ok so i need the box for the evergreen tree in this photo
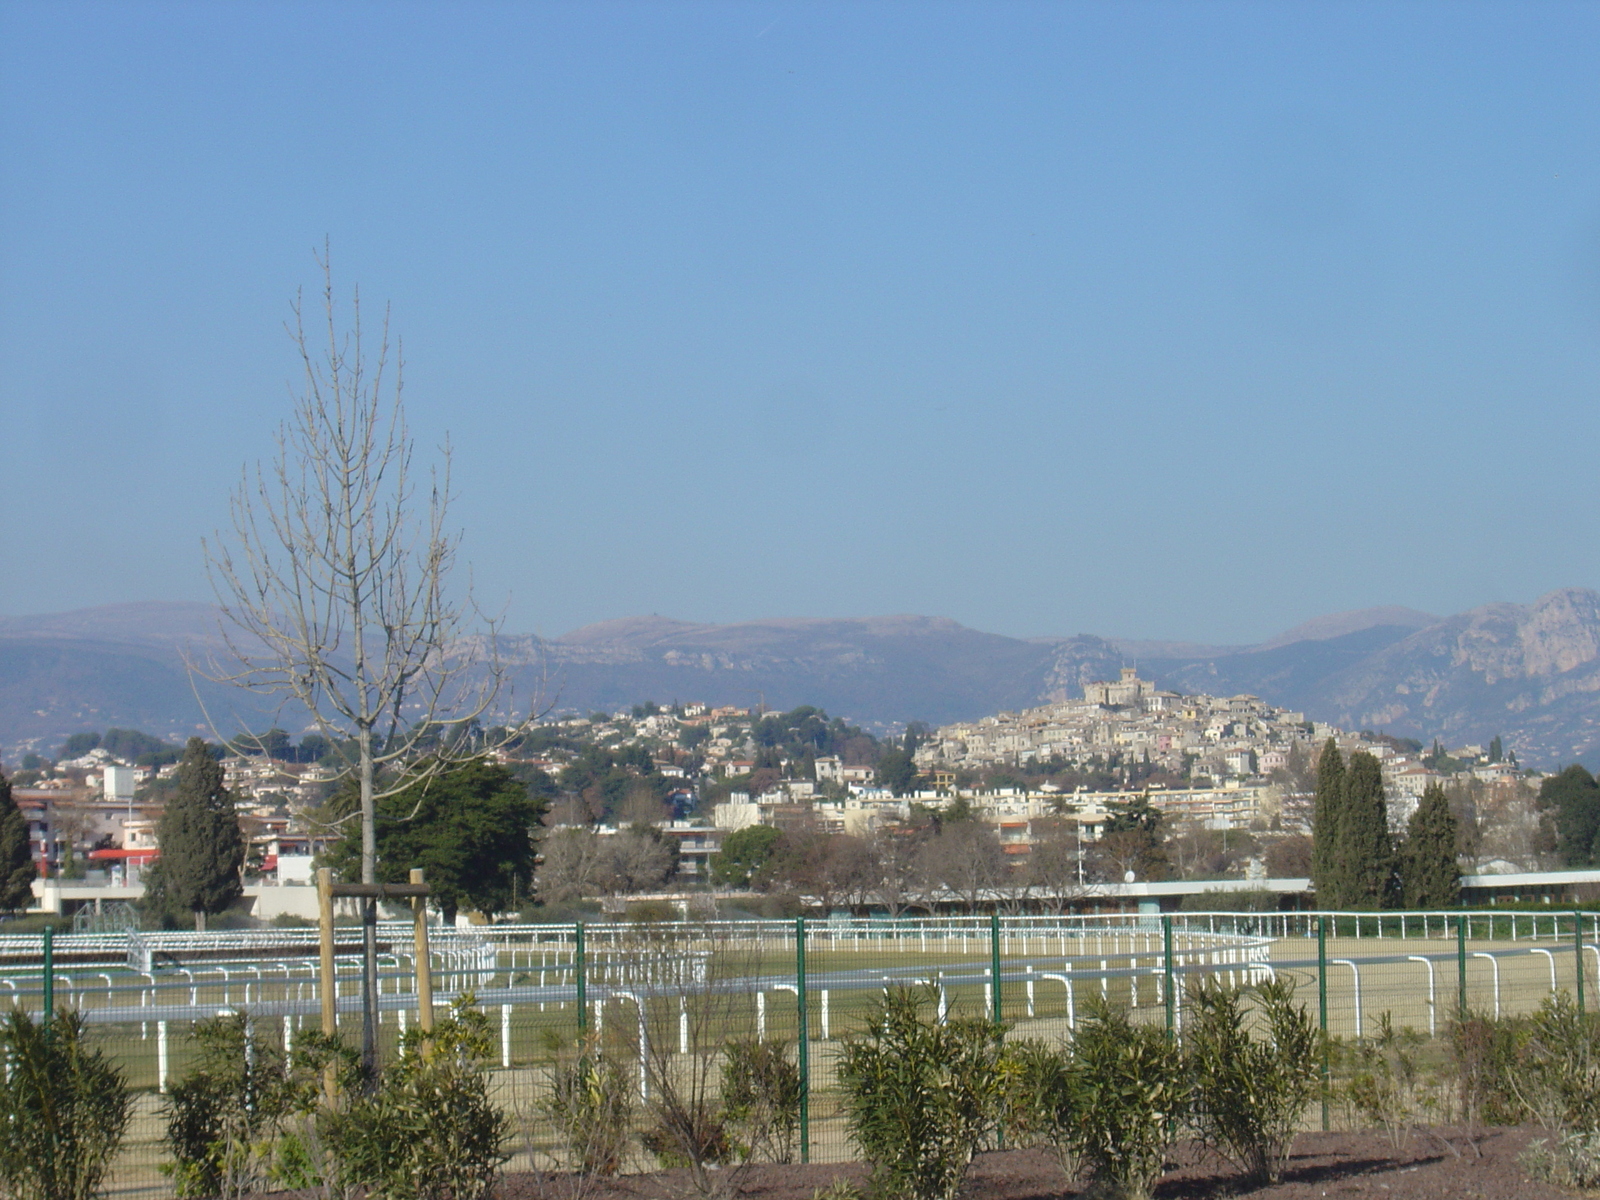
[1339,750,1396,909]
[325,759,544,924]
[1537,764,1600,867]
[1487,735,1503,765]
[145,739,244,930]
[0,770,37,913]
[1310,739,1345,905]
[1399,782,1460,908]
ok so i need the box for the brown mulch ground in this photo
[497,1127,1587,1200]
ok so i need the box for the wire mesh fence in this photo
[4,909,1599,1196]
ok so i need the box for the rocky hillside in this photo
[501,614,1063,728]
[7,591,1600,768]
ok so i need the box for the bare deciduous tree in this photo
[867,824,928,917]
[202,254,523,1069]
[537,827,606,904]
[914,820,1008,913]
[1022,816,1088,914]
[603,827,677,896]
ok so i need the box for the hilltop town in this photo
[4,664,1555,924]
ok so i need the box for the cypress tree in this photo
[1399,782,1460,909]
[1310,739,1345,906]
[146,739,245,930]
[1340,750,1396,909]
[0,769,37,913]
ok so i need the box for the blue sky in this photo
[2,1,1597,644]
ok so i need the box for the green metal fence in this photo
[4,909,1599,1195]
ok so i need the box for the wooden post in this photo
[317,867,338,1105]
[313,873,431,1094]
[318,868,337,1035]
[410,868,434,1034]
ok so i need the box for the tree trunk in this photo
[359,724,379,1076]
[195,909,206,932]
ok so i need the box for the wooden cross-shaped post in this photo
[316,868,435,1097]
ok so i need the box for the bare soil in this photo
[498,1126,1586,1200]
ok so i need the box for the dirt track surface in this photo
[498,1127,1584,1200]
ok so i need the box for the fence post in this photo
[1317,914,1328,1132]
[990,911,1005,1151]
[575,922,587,1034]
[796,916,810,1164]
[409,868,434,1036]
[1456,914,1468,1017]
[1162,915,1174,1034]
[989,912,1003,1024]
[1576,911,1586,1019]
[40,928,53,1017]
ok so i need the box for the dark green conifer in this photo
[1310,739,1345,905]
[1399,782,1460,909]
[145,739,245,930]
[0,770,37,912]
[1340,750,1396,909]
[1537,764,1600,867]
[325,759,543,924]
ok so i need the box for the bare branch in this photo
[194,248,542,1071]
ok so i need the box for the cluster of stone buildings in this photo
[913,668,1535,835]
[918,668,1309,782]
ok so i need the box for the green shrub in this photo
[164,1015,270,1199]
[322,998,511,1200]
[0,1007,132,1200]
[1065,999,1186,1200]
[1522,1130,1600,1190]
[721,1038,802,1164]
[544,1034,634,1176]
[1445,1009,1526,1129]
[639,1107,734,1171]
[1185,978,1320,1185]
[163,1013,353,1198]
[1508,991,1600,1188]
[1515,991,1600,1135]
[625,900,678,924]
[836,986,1007,1200]
[1336,1013,1435,1148]
[996,1039,1080,1180]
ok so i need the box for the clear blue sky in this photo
[2,1,1597,644]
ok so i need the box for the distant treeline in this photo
[52,726,338,767]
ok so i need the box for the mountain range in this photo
[6,590,1600,769]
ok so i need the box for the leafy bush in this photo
[1522,1130,1600,1190]
[1065,999,1186,1200]
[544,1035,634,1176]
[1185,978,1320,1185]
[163,1013,353,1198]
[1336,1013,1435,1148]
[0,1007,132,1200]
[995,1040,1080,1179]
[836,986,1007,1200]
[720,1038,802,1164]
[1513,991,1600,1135]
[1508,992,1600,1188]
[165,1015,275,1198]
[1445,1009,1526,1129]
[322,998,511,1200]
[640,1107,734,1171]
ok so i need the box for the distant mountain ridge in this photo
[6,591,1600,768]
